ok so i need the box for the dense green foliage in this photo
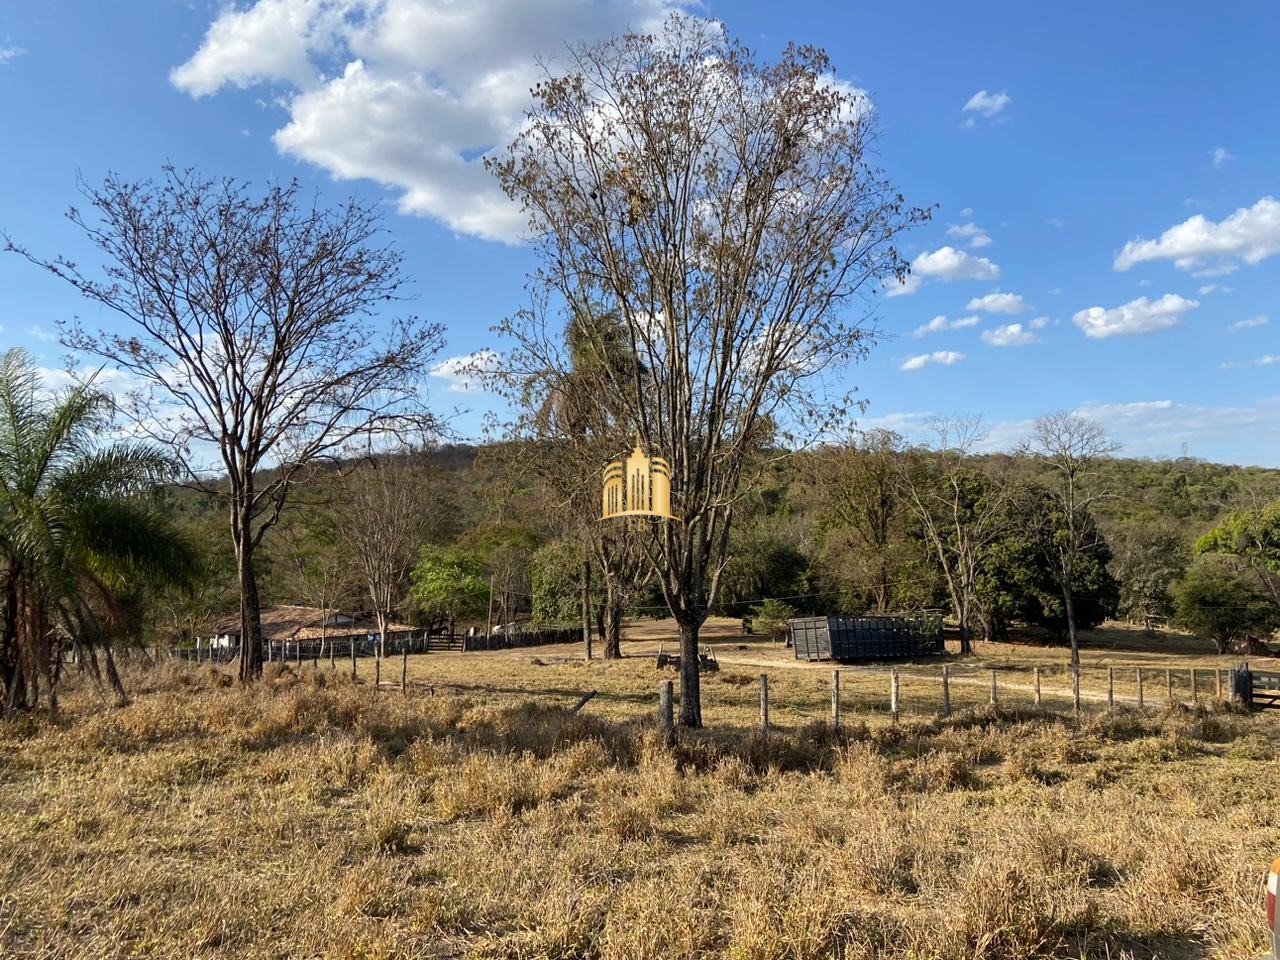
[0,349,198,711]
[49,431,1280,667]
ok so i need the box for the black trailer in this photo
[789,614,944,662]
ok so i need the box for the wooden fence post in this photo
[1073,666,1081,715]
[941,665,951,718]
[1136,667,1144,709]
[989,668,998,706]
[658,680,674,743]
[295,641,301,667]
[401,644,408,695]
[759,674,769,733]
[350,638,357,681]
[374,648,381,692]
[831,670,841,729]
[890,669,900,722]
[1216,668,1223,701]
[1191,667,1198,702]
[1166,668,1173,707]
[1107,667,1114,710]
[1034,666,1042,708]
[329,641,335,671]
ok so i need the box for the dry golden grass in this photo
[1,642,1279,959]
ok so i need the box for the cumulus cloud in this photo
[946,221,991,248]
[430,349,502,392]
[884,246,999,297]
[981,323,1037,347]
[913,245,1000,281]
[1071,294,1198,339]
[966,291,1028,314]
[0,44,24,66]
[962,89,1010,126]
[1114,197,1280,274]
[900,351,964,371]
[1210,146,1235,169]
[911,314,980,337]
[172,0,688,242]
[1228,315,1267,332]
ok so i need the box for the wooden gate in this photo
[1249,669,1280,710]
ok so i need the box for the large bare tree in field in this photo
[7,167,445,681]
[1024,412,1118,665]
[491,16,928,726]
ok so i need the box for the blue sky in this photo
[1,1,1277,464]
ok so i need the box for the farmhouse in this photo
[200,605,413,648]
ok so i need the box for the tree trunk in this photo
[604,601,623,660]
[0,572,22,714]
[235,511,264,683]
[677,617,702,728]
[580,559,593,661]
[1063,583,1079,666]
[103,645,130,707]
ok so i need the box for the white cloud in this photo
[1071,293,1198,339]
[912,315,949,337]
[1114,197,1280,273]
[913,245,999,281]
[911,314,980,337]
[1210,146,1235,169]
[1221,355,1279,369]
[0,44,24,66]
[884,274,923,298]
[900,351,964,371]
[959,207,973,218]
[884,246,999,297]
[172,0,688,242]
[962,89,1010,122]
[966,291,1028,314]
[1046,217,1065,229]
[25,325,55,343]
[946,222,991,248]
[981,323,1037,347]
[429,348,502,392]
[1228,315,1267,332]
[1028,316,1049,329]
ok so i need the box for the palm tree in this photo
[0,348,197,714]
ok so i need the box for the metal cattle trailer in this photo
[789,615,945,662]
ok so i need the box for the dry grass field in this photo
[2,621,1279,959]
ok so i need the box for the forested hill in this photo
[154,440,1280,653]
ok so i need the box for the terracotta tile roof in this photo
[204,605,414,642]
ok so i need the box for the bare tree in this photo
[337,457,429,662]
[1024,412,1118,665]
[7,167,445,681]
[896,417,1009,655]
[491,17,927,725]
